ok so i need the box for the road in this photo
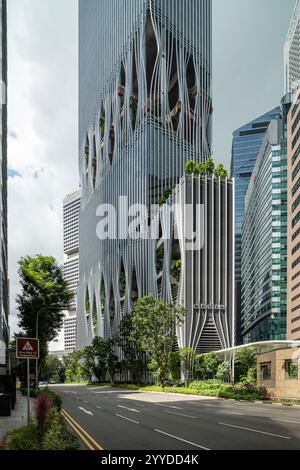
[51,384,300,450]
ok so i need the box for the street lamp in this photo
[35,304,63,390]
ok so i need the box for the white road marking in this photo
[78,407,94,416]
[187,402,218,408]
[93,391,121,394]
[271,418,300,425]
[96,406,103,410]
[155,403,184,410]
[164,410,197,419]
[117,405,141,413]
[83,401,88,403]
[219,422,291,440]
[116,414,140,424]
[217,411,245,416]
[154,429,210,450]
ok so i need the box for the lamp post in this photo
[35,305,63,390]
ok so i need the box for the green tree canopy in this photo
[204,157,215,176]
[80,337,120,384]
[130,296,185,387]
[16,255,72,362]
[64,350,90,383]
[116,315,144,384]
[179,347,196,386]
[235,348,257,382]
[185,160,196,175]
[40,356,66,383]
[214,163,228,178]
[185,158,228,179]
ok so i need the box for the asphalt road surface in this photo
[50,384,300,450]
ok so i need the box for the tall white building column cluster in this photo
[63,190,81,353]
[284,0,300,94]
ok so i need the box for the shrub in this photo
[35,393,53,429]
[39,388,62,411]
[42,409,79,450]
[217,383,269,401]
[6,424,40,450]
[20,387,37,398]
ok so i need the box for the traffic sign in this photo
[16,337,39,359]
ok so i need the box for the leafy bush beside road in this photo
[104,381,269,401]
[3,389,79,450]
[5,423,40,450]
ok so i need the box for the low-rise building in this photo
[257,347,300,399]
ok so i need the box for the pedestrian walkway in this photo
[0,392,34,440]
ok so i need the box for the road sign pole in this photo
[27,358,30,425]
[36,358,38,391]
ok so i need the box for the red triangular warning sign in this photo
[22,341,34,351]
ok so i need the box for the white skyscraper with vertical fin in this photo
[284,0,300,93]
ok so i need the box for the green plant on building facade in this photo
[184,157,228,178]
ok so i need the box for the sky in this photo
[7,0,296,336]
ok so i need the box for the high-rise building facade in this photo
[284,0,300,94]
[241,96,291,344]
[77,0,231,355]
[0,0,8,370]
[230,108,281,343]
[63,190,81,353]
[287,87,300,340]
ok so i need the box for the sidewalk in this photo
[0,392,34,440]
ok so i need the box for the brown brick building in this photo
[288,87,300,340]
[257,348,300,399]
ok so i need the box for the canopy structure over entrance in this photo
[206,341,300,383]
[212,341,300,361]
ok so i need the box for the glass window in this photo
[285,360,298,380]
[260,362,272,380]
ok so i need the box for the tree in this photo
[204,157,215,176]
[130,296,185,388]
[214,163,228,179]
[40,356,66,383]
[216,361,231,382]
[16,255,72,368]
[64,351,89,383]
[179,348,196,386]
[203,352,219,379]
[81,346,96,382]
[194,355,206,380]
[195,162,205,176]
[185,160,196,175]
[159,187,173,206]
[116,315,144,384]
[169,351,181,382]
[82,337,120,384]
[234,348,257,382]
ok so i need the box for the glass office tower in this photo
[241,96,291,343]
[230,108,281,343]
[77,0,217,352]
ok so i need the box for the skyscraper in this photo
[230,108,281,343]
[287,87,300,340]
[77,0,221,352]
[241,96,291,344]
[49,190,81,358]
[284,0,300,94]
[0,0,8,370]
[63,190,81,353]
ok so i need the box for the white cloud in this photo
[7,0,78,336]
